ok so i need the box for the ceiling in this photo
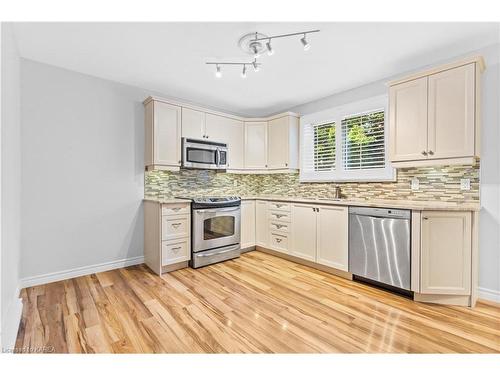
[12,22,499,116]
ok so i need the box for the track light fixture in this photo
[215,64,222,78]
[252,59,259,72]
[207,29,319,78]
[266,39,274,56]
[206,60,260,79]
[300,34,310,51]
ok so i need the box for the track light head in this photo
[266,39,274,56]
[215,64,222,78]
[252,59,260,72]
[300,34,310,51]
[241,64,247,78]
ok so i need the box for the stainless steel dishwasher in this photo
[349,207,411,291]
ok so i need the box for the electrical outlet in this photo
[460,178,471,191]
[410,177,420,191]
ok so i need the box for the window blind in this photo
[341,110,385,170]
[300,121,336,180]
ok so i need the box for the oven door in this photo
[193,206,241,252]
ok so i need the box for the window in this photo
[314,122,335,171]
[300,96,394,182]
[342,110,385,170]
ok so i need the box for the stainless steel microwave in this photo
[181,138,228,170]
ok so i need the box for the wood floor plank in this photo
[15,251,500,353]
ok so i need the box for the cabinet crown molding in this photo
[143,95,300,121]
[387,55,485,87]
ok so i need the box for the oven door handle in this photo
[194,207,240,214]
[196,246,239,257]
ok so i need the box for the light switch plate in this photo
[411,177,419,191]
[460,178,471,191]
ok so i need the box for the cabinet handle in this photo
[428,150,434,155]
[171,207,181,211]
[171,223,182,228]
[421,150,428,156]
[275,238,282,243]
[423,217,428,220]
[171,246,182,252]
[265,164,268,168]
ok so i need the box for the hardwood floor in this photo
[15,251,500,353]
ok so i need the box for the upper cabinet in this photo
[244,115,299,172]
[267,116,299,170]
[388,57,484,168]
[181,108,206,140]
[244,121,268,169]
[144,99,182,170]
[144,96,299,173]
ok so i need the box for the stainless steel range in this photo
[177,196,241,268]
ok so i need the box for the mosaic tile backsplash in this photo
[145,164,479,203]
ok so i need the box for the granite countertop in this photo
[143,196,480,211]
[239,195,480,211]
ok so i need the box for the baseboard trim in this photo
[478,287,500,303]
[19,256,145,289]
[1,290,23,352]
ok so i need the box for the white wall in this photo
[20,59,149,284]
[292,43,500,301]
[1,23,23,351]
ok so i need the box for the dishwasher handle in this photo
[348,206,411,220]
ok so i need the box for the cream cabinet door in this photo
[427,64,475,159]
[316,206,348,271]
[181,107,205,140]
[389,77,428,162]
[290,204,317,262]
[255,200,268,247]
[154,101,181,166]
[420,211,471,295]
[245,122,268,169]
[267,116,289,169]
[206,114,244,169]
[241,200,256,249]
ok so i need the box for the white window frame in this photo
[300,95,395,182]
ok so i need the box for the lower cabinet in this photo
[255,200,268,247]
[240,200,256,249]
[420,211,472,295]
[316,206,349,271]
[144,201,191,275]
[290,204,317,261]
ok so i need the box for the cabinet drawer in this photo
[162,239,190,266]
[162,215,190,240]
[269,232,289,253]
[268,210,291,222]
[269,221,289,233]
[268,201,291,212]
[162,203,190,216]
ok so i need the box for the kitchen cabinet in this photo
[316,206,348,271]
[388,57,483,167]
[181,107,206,140]
[241,200,256,249]
[255,200,268,247]
[389,77,428,162]
[244,121,268,169]
[206,114,244,170]
[144,201,191,275]
[144,99,182,170]
[267,116,299,170]
[420,211,471,295]
[427,64,475,159]
[290,204,317,261]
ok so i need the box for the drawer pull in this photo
[274,214,284,218]
[171,207,181,211]
[274,224,285,229]
[275,238,282,243]
[171,223,182,228]
[275,204,284,208]
[171,246,182,252]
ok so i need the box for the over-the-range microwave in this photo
[181,138,228,170]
